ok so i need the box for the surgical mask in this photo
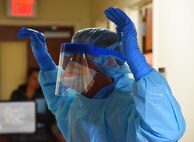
[60,66,96,94]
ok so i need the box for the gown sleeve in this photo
[38,67,73,140]
[134,69,186,142]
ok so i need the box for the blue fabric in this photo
[17,27,56,71]
[104,7,153,80]
[62,43,127,62]
[92,82,115,99]
[39,68,186,142]
[93,58,131,80]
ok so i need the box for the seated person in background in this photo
[10,68,61,142]
[10,68,41,101]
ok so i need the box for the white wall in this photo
[153,0,194,141]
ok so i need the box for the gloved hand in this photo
[17,27,56,71]
[104,7,152,80]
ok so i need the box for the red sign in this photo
[11,0,35,16]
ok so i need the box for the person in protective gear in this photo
[17,7,186,142]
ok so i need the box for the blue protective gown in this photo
[38,68,185,142]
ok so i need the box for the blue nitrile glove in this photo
[17,27,56,71]
[104,7,152,80]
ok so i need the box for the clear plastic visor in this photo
[55,43,127,96]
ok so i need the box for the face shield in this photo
[55,43,128,97]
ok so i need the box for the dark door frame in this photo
[0,25,74,69]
